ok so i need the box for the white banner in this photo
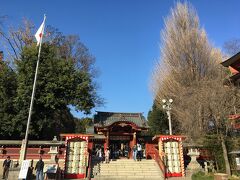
[18,160,30,179]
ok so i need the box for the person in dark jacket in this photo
[2,156,11,179]
[35,157,44,180]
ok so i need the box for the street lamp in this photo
[162,98,173,135]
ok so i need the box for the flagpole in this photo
[22,15,46,160]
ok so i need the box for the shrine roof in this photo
[94,111,148,128]
[221,52,240,68]
[229,72,240,82]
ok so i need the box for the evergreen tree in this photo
[147,102,168,135]
[12,44,96,139]
[75,118,92,133]
[0,59,17,138]
[0,20,102,140]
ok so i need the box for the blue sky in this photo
[1,0,240,118]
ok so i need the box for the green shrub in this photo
[192,171,214,180]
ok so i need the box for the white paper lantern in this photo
[172,148,179,154]
[172,142,177,147]
[167,154,172,160]
[167,166,173,172]
[173,161,180,167]
[174,166,181,173]
[173,154,179,160]
[67,167,72,173]
[68,155,73,161]
[165,142,171,148]
[167,160,173,166]
[69,142,74,147]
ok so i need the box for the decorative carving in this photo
[119,123,128,127]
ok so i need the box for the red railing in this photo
[153,148,166,180]
[87,151,92,180]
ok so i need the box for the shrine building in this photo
[89,111,149,155]
[221,51,240,130]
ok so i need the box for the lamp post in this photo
[162,99,173,135]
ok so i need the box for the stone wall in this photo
[0,159,65,179]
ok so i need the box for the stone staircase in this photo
[93,159,164,180]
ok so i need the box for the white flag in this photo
[35,15,46,46]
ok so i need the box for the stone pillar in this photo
[104,131,109,151]
[133,132,136,145]
[129,132,136,159]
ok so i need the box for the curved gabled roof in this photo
[94,111,148,128]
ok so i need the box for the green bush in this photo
[192,171,214,180]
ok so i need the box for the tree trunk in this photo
[221,135,231,175]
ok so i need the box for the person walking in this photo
[2,156,11,179]
[132,145,137,161]
[96,147,103,162]
[35,157,44,180]
[105,148,110,163]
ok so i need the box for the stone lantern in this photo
[187,147,202,170]
[48,136,59,163]
[185,143,203,178]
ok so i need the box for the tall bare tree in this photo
[151,2,238,175]
[224,38,240,56]
[152,2,219,138]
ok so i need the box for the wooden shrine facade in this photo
[92,111,149,155]
[221,51,240,86]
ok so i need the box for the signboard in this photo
[46,164,58,174]
[18,160,30,179]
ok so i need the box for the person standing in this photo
[137,143,142,161]
[124,145,130,158]
[2,156,11,179]
[132,145,137,161]
[35,157,44,180]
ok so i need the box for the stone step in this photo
[100,163,158,166]
[95,179,163,180]
[99,169,161,173]
[100,166,159,170]
[107,161,156,164]
[92,159,164,179]
[99,172,162,176]
[100,168,158,172]
[95,175,164,180]
[100,168,160,172]
[100,165,158,168]
[108,160,155,162]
